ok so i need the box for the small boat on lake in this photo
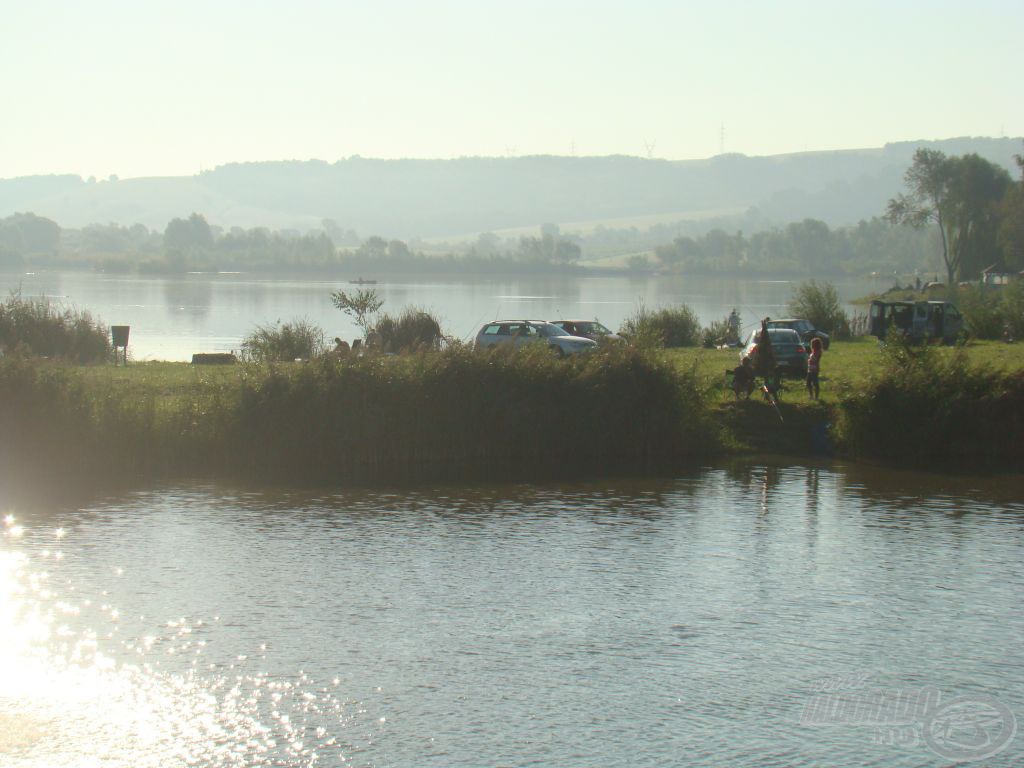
[350,277,378,285]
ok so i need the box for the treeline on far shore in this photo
[0,208,950,278]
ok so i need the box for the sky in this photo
[2,0,1021,180]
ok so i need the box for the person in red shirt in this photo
[806,337,823,400]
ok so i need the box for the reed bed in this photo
[0,344,719,489]
[0,292,110,363]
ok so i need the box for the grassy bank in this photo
[2,338,1022,495]
[665,337,1024,465]
[0,344,719,490]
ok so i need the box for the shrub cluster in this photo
[958,281,1024,339]
[787,280,849,337]
[621,305,701,347]
[837,334,1024,468]
[373,308,442,352]
[0,292,110,363]
[241,319,325,362]
[701,315,733,346]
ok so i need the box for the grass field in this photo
[668,337,1024,402]
[663,337,1024,455]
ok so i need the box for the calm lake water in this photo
[0,270,883,361]
[1,459,1022,767]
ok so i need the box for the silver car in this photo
[474,320,598,355]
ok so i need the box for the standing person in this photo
[753,317,780,396]
[806,337,823,400]
[727,308,740,344]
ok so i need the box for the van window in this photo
[483,325,502,335]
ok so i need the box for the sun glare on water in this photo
[0,516,354,767]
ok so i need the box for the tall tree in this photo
[887,149,1010,283]
[164,213,213,251]
[998,151,1024,271]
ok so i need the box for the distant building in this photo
[981,264,1012,286]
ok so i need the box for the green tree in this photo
[330,288,384,337]
[787,280,848,336]
[998,151,1024,271]
[887,149,1011,283]
[949,154,1011,279]
[164,213,213,252]
[0,213,60,257]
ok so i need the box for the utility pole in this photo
[643,139,656,159]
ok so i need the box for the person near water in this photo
[806,337,823,400]
[753,317,780,395]
[730,357,755,400]
[727,309,740,344]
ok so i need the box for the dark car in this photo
[740,328,808,376]
[766,318,830,350]
[549,319,623,342]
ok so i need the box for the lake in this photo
[0,270,884,361]
[1,459,1021,766]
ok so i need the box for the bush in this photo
[230,343,719,482]
[373,307,443,352]
[621,305,701,348]
[958,285,1004,339]
[241,319,325,362]
[999,280,1024,338]
[702,315,732,346]
[0,292,110,363]
[837,333,1024,468]
[787,280,849,337]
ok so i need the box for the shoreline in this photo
[1,339,1021,499]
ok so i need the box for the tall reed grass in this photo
[373,307,443,352]
[229,343,718,482]
[241,319,325,362]
[0,292,110,363]
[621,305,701,347]
[0,345,720,490]
[0,357,234,492]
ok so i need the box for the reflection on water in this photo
[1,461,1022,766]
[162,277,214,320]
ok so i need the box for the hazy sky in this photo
[3,0,1021,179]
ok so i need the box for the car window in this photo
[537,323,568,337]
[496,324,511,335]
[482,324,502,335]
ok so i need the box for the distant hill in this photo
[1,137,1020,238]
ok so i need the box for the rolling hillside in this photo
[1,137,1019,239]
